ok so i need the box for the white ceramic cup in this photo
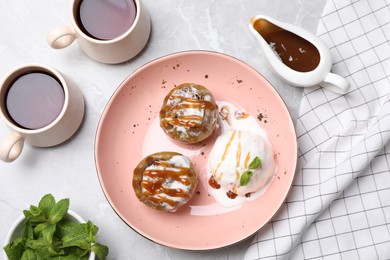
[0,64,84,163]
[47,0,151,64]
[249,15,350,95]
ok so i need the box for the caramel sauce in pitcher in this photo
[252,18,320,72]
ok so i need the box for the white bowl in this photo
[3,209,95,260]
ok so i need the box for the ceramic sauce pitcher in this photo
[249,15,350,94]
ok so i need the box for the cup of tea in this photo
[0,64,85,163]
[249,15,350,94]
[47,0,151,64]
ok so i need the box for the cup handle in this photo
[320,73,350,94]
[0,132,25,163]
[47,25,76,49]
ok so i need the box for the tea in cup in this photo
[249,15,350,94]
[0,64,84,162]
[47,0,151,64]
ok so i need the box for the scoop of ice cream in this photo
[208,130,275,197]
[206,101,276,207]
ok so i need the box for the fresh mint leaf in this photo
[29,247,51,259]
[51,254,88,260]
[25,237,49,250]
[23,208,46,224]
[23,209,32,219]
[4,194,109,260]
[21,222,34,240]
[85,221,98,243]
[3,237,24,260]
[248,156,261,170]
[240,170,253,186]
[64,246,89,257]
[91,242,109,260]
[42,223,56,244]
[21,248,37,260]
[56,219,78,237]
[63,238,91,251]
[61,223,91,250]
[34,222,50,236]
[38,194,56,216]
[48,245,65,257]
[49,198,69,224]
[29,205,42,217]
[48,236,64,256]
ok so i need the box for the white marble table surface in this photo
[0,0,326,259]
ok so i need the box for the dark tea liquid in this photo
[77,0,137,40]
[6,72,65,130]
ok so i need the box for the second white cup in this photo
[47,0,151,64]
[0,64,85,163]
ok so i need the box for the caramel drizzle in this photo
[219,105,250,126]
[141,160,191,207]
[233,132,242,193]
[161,95,216,128]
[244,152,251,168]
[208,175,221,189]
[214,130,237,182]
[234,110,250,120]
[219,106,232,125]
[209,130,252,199]
[177,115,204,122]
[170,117,201,128]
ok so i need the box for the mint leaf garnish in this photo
[240,157,262,186]
[248,156,261,169]
[240,170,253,186]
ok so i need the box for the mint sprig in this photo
[3,194,109,260]
[240,170,254,186]
[240,156,262,186]
[248,156,261,169]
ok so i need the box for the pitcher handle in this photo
[320,73,350,94]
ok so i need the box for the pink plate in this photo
[95,51,297,250]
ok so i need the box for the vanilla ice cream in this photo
[207,101,276,207]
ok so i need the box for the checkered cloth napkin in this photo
[245,0,390,259]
